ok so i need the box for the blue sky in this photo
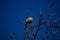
[0,0,60,40]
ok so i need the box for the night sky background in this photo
[0,0,60,40]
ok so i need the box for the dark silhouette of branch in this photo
[24,23,31,40]
[34,10,43,40]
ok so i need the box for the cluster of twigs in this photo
[8,1,60,40]
[9,32,16,40]
[24,2,60,40]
